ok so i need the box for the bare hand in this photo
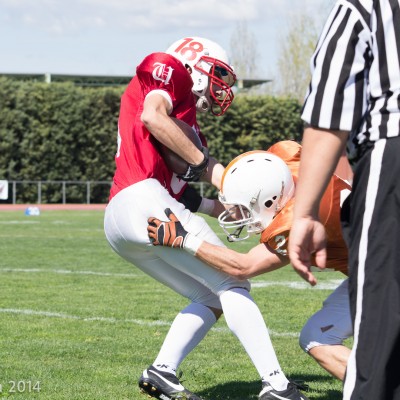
[288,217,327,286]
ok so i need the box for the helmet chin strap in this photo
[227,225,246,242]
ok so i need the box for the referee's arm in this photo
[289,127,348,284]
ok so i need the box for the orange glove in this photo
[147,208,189,248]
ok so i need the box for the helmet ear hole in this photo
[264,196,277,208]
[264,200,273,208]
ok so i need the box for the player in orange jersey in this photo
[148,140,353,381]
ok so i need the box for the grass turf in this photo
[0,210,347,399]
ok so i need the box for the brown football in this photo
[159,117,202,175]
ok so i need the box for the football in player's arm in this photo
[147,140,353,381]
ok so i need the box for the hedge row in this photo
[0,77,303,203]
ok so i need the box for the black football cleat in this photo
[258,381,309,400]
[138,365,203,400]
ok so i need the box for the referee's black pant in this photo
[342,136,400,400]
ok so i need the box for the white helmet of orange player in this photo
[166,37,236,116]
[218,151,295,241]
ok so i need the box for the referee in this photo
[288,1,400,399]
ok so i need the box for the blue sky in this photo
[0,0,335,80]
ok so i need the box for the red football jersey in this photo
[109,52,207,200]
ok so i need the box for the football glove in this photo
[147,208,189,248]
[177,146,209,182]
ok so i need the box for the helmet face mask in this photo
[218,151,295,242]
[166,37,236,116]
[217,202,262,242]
[198,57,235,115]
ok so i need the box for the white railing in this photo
[8,180,111,204]
[6,180,207,204]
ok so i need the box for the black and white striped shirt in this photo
[301,0,400,154]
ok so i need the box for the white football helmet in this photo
[218,151,295,241]
[166,37,236,116]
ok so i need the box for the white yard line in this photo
[0,268,143,278]
[0,308,299,337]
[0,308,170,326]
[0,268,344,337]
[0,268,345,290]
[251,280,345,290]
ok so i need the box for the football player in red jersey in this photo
[148,141,353,384]
[104,38,308,400]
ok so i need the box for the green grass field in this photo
[0,210,348,399]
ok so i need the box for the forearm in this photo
[195,242,251,279]
[201,156,224,189]
[195,242,287,279]
[141,95,204,165]
[207,199,226,218]
[147,210,287,279]
[289,127,348,285]
[294,127,348,219]
[196,156,225,217]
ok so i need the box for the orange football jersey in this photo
[260,140,350,275]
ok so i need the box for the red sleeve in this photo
[136,52,194,106]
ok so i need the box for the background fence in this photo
[2,180,208,205]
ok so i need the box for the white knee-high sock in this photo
[153,302,217,375]
[219,288,289,391]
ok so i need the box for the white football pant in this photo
[104,178,250,309]
[105,179,298,385]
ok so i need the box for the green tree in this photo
[229,21,260,78]
[275,14,319,101]
[0,77,304,203]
